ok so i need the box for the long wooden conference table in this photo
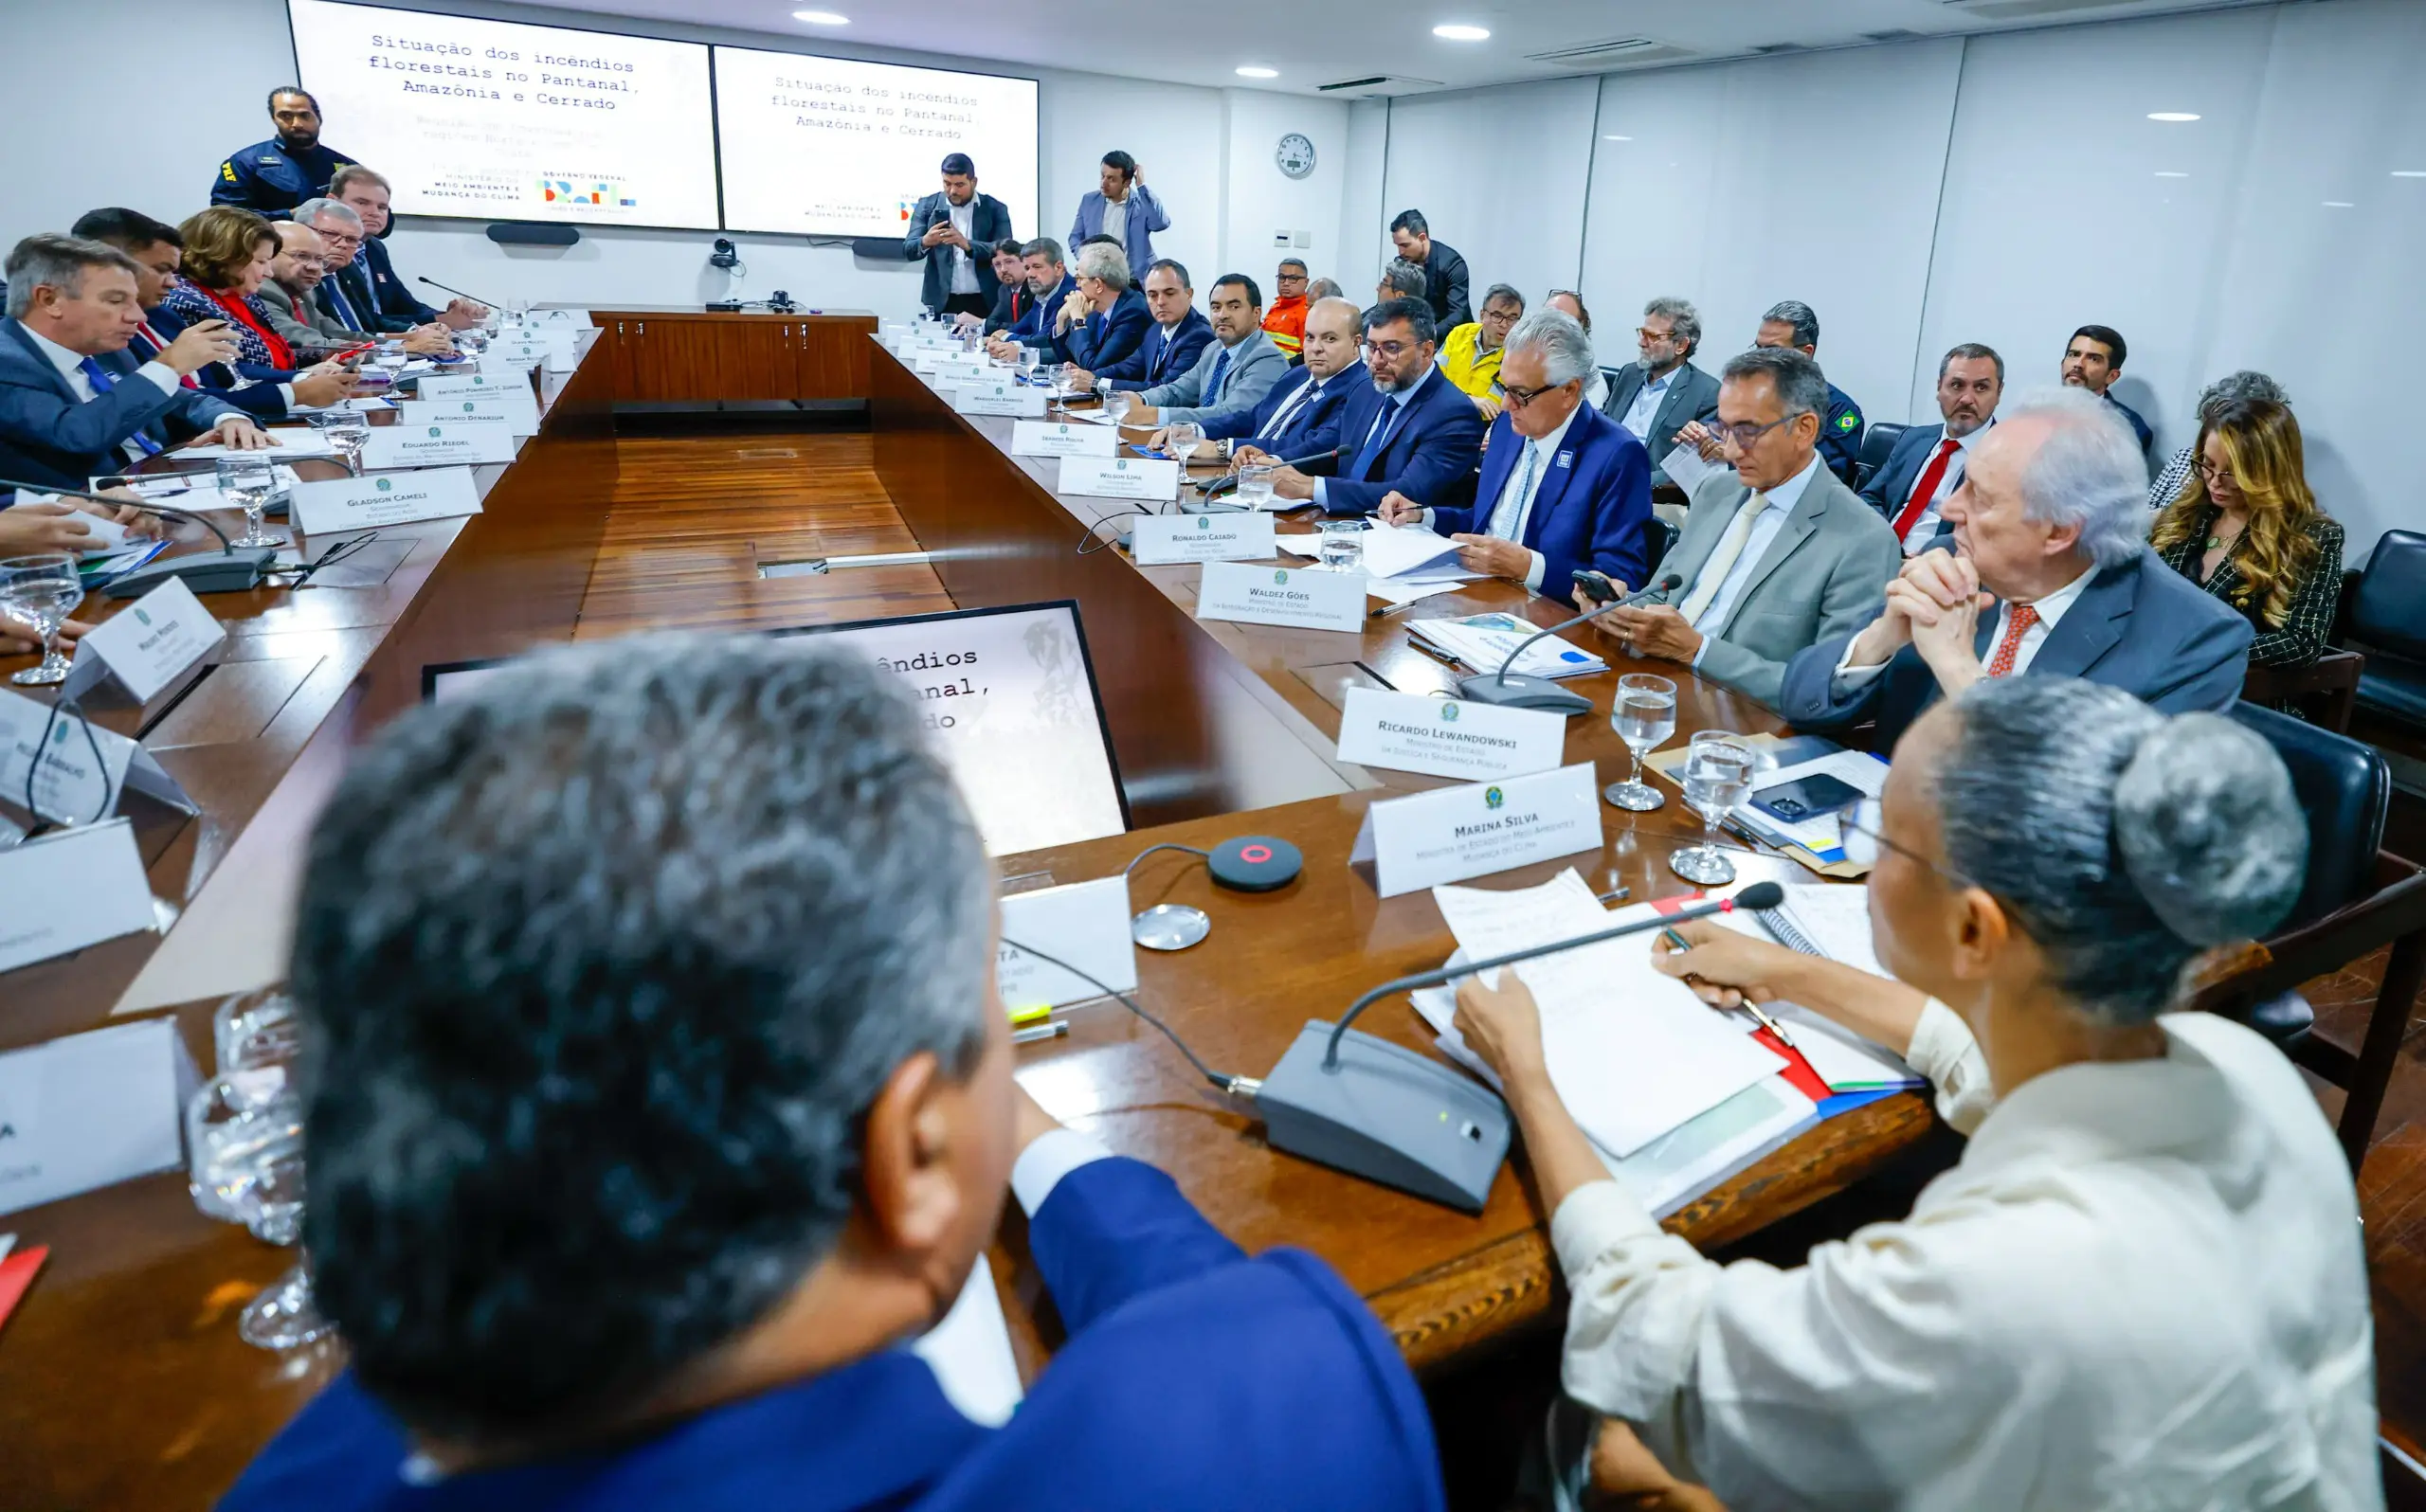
[0,318,1931,1509]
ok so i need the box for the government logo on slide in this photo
[541,179,638,208]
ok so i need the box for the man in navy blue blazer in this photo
[1782,387,2249,751]
[1268,297,1485,515]
[334,167,484,332]
[1051,242,1152,379]
[1212,296,1364,459]
[1386,308,1652,596]
[1858,342,2003,557]
[217,637,1446,1512]
[1,233,263,492]
[1077,258,1211,391]
[983,241,1076,362]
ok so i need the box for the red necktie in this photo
[137,323,200,388]
[1986,603,2039,677]
[1891,437,1960,541]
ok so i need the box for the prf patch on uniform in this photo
[1836,411,1858,431]
[220,162,238,182]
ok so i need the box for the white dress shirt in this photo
[1463,403,1579,591]
[1619,363,1680,441]
[1894,420,1990,556]
[1552,1007,2378,1511]
[947,197,980,296]
[1682,453,1820,668]
[1835,558,2093,685]
[21,322,183,466]
[1009,1126,1116,1215]
[1101,192,1129,250]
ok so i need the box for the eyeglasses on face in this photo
[1637,325,1679,345]
[1501,380,1575,409]
[1838,797,1972,891]
[1704,414,1795,451]
[1364,338,1422,359]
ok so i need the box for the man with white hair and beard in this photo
[1783,387,2253,748]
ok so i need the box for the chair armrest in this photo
[2242,650,2364,732]
[2191,852,2426,1015]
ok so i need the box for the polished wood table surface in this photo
[0,333,1928,1510]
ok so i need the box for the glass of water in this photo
[218,456,283,548]
[186,1077,333,1349]
[1237,462,1276,510]
[310,410,370,476]
[1019,347,1040,382]
[0,552,83,685]
[1317,518,1366,573]
[1672,731,1756,886]
[214,987,300,1096]
[1606,673,1676,812]
[1164,421,1203,462]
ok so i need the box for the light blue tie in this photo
[81,358,161,455]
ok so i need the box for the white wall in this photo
[1380,78,1600,315]
[1221,91,1351,293]
[1336,99,1392,300]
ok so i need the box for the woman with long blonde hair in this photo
[2148,397,2343,667]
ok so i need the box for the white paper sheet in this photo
[1661,441,1716,494]
[910,1262,1024,1428]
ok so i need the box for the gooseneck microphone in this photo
[1254,881,1787,1210]
[3,477,275,595]
[1454,571,1683,717]
[1196,444,1343,499]
[418,277,498,308]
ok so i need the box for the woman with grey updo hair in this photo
[1453,675,2375,1510]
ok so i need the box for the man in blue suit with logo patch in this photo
[1268,297,1484,515]
[1385,309,1652,596]
[216,637,1447,1512]
[1208,296,1363,459]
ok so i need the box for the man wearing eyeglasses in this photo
[1577,346,1899,709]
[1263,259,1310,364]
[1599,297,1719,494]
[1379,308,1650,595]
[1264,297,1484,515]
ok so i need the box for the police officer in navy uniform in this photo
[211,88,357,220]
[1753,299,1865,484]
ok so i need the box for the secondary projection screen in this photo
[286,0,720,230]
[713,45,1039,239]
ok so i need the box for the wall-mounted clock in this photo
[1276,133,1317,180]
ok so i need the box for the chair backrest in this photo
[1641,516,1679,581]
[2227,700,2390,927]
[2348,530,2426,663]
[1855,421,1908,484]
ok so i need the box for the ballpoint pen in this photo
[1012,1020,1069,1045]
[1659,926,1798,1048]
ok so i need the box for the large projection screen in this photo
[713,45,1040,239]
[287,0,721,230]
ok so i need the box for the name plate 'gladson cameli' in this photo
[289,467,483,533]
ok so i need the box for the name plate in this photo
[399,397,540,436]
[0,819,159,976]
[1059,456,1179,502]
[476,355,538,382]
[487,338,549,365]
[1349,763,1602,897]
[948,382,1047,418]
[62,577,223,704]
[0,690,191,825]
[1196,561,1366,633]
[290,467,482,533]
[415,370,527,399]
[359,423,519,470]
[1334,687,1567,782]
[1132,512,1277,566]
[995,876,1138,1013]
[0,1017,197,1216]
[531,307,592,326]
[1011,420,1117,458]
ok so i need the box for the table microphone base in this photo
[1257,1020,1510,1213]
[1455,672,1593,717]
[102,549,277,598]
[1178,496,1245,515]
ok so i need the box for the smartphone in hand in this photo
[1571,569,1620,606]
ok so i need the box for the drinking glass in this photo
[1317,518,1366,573]
[217,456,283,548]
[1237,462,1276,510]
[1019,347,1041,382]
[0,553,83,685]
[1104,389,1133,425]
[214,987,300,1100]
[187,1077,333,1349]
[1605,673,1676,812]
[310,410,370,476]
[1672,731,1756,885]
[1164,421,1203,462]
[373,341,409,385]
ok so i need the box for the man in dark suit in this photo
[293,199,447,355]
[333,167,483,332]
[1600,296,1720,490]
[1859,343,2003,556]
[0,233,264,491]
[967,241,1031,335]
[1782,388,2251,749]
[904,153,1016,320]
[2061,324,2153,456]
[1750,301,1864,484]
[1087,259,1212,391]
[1266,298,1484,515]
[1054,243,1152,379]
[209,87,356,219]
[1386,309,1652,598]
[216,637,1447,1512]
[983,241,1076,362]
[1389,209,1472,331]
[1214,296,1364,458]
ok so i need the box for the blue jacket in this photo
[902,190,1017,314]
[1106,309,1213,391]
[1068,183,1169,285]
[0,320,237,491]
[1315,366,1487,516]
[1202,359,1365,454]
[1818,380,1865,485]
[2105,389,2154,456]
[1059,287,1152,377]
[1779,546,2254,750]
[210,137,357,218]
[1428,405,1653,598]
[134,306,288,423]
[216,1158,1446,1512]
[1005,274,1077,353]
[353,240,441,333]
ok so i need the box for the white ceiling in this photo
[500,0,2277,96]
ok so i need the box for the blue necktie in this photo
[323,275,363,331]
[1204,346,1232,404]
[1349,394,1404,477]
[80,358,162,455]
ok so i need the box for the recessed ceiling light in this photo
[2323,200,2355,207]
[1235,65,1278,79]
[1602,135,1633,141]
[791,9,848,24]
[2146,111,2200,122]
[1432,23,1492,41]
[2395,171,2426,178]
[2153,171,2189,178]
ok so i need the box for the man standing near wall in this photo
[209,88,356,220]
[1068,152,1168,288]
[906,153,1015,321]
[1388,210,1471,331]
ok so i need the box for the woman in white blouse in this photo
[1454,676,2378,1512]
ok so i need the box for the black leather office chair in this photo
[1852,421,1906,492]
[1641,518,1678,583]
[1598,366,1624,409]
[2346,530,2426,735]
[2194,701,2426,1169]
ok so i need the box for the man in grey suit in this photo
[258,221,369,360]
[1600,296,1720,491]
[1781,387,2251,749]
[1578,347,1899,710]
[1131,274,1287,439]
